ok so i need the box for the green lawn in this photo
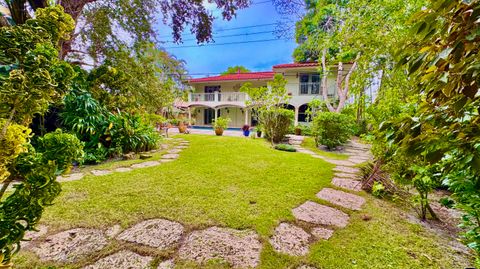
[301,136,349,160]
[15,135,472,268]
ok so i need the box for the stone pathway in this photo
[56,138,189,183]
[24,136,372,268]
[268,136,372,258]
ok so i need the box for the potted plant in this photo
[213,117,231,136]
[295,127,302,136]
[242,124,251,137]
[255,124,263,138]
[178,120,187,133]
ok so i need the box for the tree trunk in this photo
[321,49,335,112]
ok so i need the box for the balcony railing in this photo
[189,92,248,103]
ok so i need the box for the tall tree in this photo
[221,65,250,75]
[0,0,250,61]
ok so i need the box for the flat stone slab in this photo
[84,250,153,269]
[105,224,121,239]
[270,223,311,256]
[32,228,108,263]
[317,188,366,211]
[161,154,179,159]
[292,201,349,228]
[333,166,360,174]
[175,145,188,149]
[349,158,370,164]
[332,178,362,192]
[117,219,184,249]
[90,170,112,176]
[131,161,161,169]
[334,172,358,179]
[21,225,48,249]
[57,173,84,182]
[311,227,334,240]
[178,227,261,268]
[157,259,174,269]
[296,149,316,155]
[325,159,355,166]
[168,149,182,154]
[114,167,133,173]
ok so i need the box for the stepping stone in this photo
[117,219,184,249]
[178,227,261,268]
[349,158,370,164]
[131,161,161,169]
[334,172,358,179]
[90,170,112,176]
[292,201,349,228]
[32,228,108,263]
[167,149,182,154]
[296,149,316,155]
[21,225,48,249]
[160,144,170,150]
[270,223,311,256]
[317,188,366,211]
[325,159,355,166]
[57,173,84,182]
[162,154,179,159]
[332,178,362,192]
[176,145,188,149]
[114,167,132,173]
[157,259,174,269]
[84,250,153,269]
[311,227,334,240]
[105,224,121,239]
[333,166,360,174]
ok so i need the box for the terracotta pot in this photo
[295,128,302,136]
[257,131,262,138]
[215,128,224,136]
[178,125,187,133]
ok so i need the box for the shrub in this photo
[274,144,297,152]
[261,108,294,144]
[36,129,84,173]
[108,113,161,153]
[212,117,231,129]
[312,112,353,149]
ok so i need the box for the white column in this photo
[294,106,299,127]
[214,91,219,102]
[244,109,249,125]
[214,108,218,121]
[187,107,192,125]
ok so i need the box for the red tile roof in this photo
[272,62,319,69]
[188,71,275,83]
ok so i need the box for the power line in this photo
[161,30,276,43]
[163,38,291,49]
[157,23,277,39]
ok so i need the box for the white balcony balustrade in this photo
[188,92,248,103]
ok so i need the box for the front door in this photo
[204,108,219,125]
[205,85,220,101]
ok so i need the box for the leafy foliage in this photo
[221,65,250,75]
[312,112,353,149]
[241,74,293,144]
[274,143,297,152]
[393,0,480,259]
[212,116,231,130]
[35,129,84,173]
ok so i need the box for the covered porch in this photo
[187,104,253,128]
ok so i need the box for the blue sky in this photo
[157,1,299,77]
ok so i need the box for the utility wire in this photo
[161,30,277,43]
[163,38,291,49]
[157,23,277,39]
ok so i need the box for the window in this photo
[299,74,309,94]
[299,73,321,95]
[204,86,220,101]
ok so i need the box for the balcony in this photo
[188,92,248,108]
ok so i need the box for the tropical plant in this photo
[0,6,77,266]
[274,144,297,152]
[312,112,353,150]
[262,109,294,144]
[212,117,231,130]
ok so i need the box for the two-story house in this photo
[184,62,347,128]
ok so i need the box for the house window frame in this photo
[298,73,321,95]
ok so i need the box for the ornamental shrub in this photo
[274,144,297,152]
[261,108,294,144]
[36,129,84,173]
[312,112,353,150]
[108,113,161,153]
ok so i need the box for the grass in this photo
[301,136,349,160]
[14,135,472,268]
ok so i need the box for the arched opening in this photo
[298,104,310,123]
